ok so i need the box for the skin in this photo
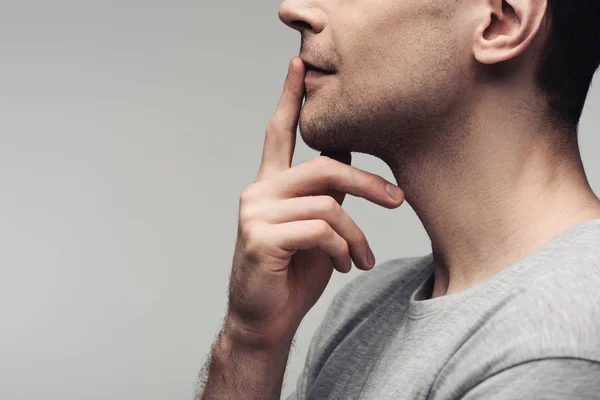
[278,0,600,296]
[198,0,600,398]
[199,59,405,399]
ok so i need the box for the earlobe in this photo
[473,0,547,65]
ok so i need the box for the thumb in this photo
[320,151,352,206]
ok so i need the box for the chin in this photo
[298,109,342,153]
[298,125,334,153]
[298,93,376,155]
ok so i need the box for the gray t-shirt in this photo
[285,218,600,399]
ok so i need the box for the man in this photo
[198,0,600,398]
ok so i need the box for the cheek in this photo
[333,6,465,112]
[337,44,465,125]
[339,13,444,82]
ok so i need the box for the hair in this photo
[536,1,600,130]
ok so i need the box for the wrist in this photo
[223,315,295,355]
[202,318,292,400]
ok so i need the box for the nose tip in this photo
[278,1,325,33]
[278,2,301,31]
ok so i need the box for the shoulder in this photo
[457,358,600,399]
[433,239,600,398]
[470,223,600,361]
[493,245,600,359]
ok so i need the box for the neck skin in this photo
[389,88,600,300]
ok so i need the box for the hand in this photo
[225,56,405,350]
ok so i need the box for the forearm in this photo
[198,320,293,400]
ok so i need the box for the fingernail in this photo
[386,184,403,201]
[367,247,376,269]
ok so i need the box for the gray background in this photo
[0,1,598,399]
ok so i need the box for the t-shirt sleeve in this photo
[282,259,414,399]
[283,274,366,400]
[282,295,345,400]
[459,358,600,399]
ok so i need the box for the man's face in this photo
[279,0,472,163]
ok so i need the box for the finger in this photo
[266,220,353,274]
[320,151,352,206]
[261,156,405,209]
[247,195,374,270]
[257,57,306,182]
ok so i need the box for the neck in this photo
[387,101,600,299]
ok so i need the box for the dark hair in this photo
[536,1,600,129]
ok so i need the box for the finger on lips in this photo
[258,57,306,181]
[250,57,403,275]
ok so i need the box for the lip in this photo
[300,58,335,74]
[305,69,334,84]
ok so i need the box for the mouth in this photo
[306,68,333,77]
[305,68,334,85]
[307,66,335,74]
[301,59,336,74]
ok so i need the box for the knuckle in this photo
[313,155,333,169]
[363,174,383,194]
[353,174,377,198]
[314,220,333,238]
[354,224,368,245]
[311,157,335,183]
[240,222,265,256]
[319,195,340,216]
[338,238,350,258]
[358,229,369,249]
[239,204,259,224]
[240,183,259,205]
[353,228,368,255]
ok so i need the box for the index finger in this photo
[256,57,306,182]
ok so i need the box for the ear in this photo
[472,0,548,65]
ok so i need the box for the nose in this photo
[278,0,326,34]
